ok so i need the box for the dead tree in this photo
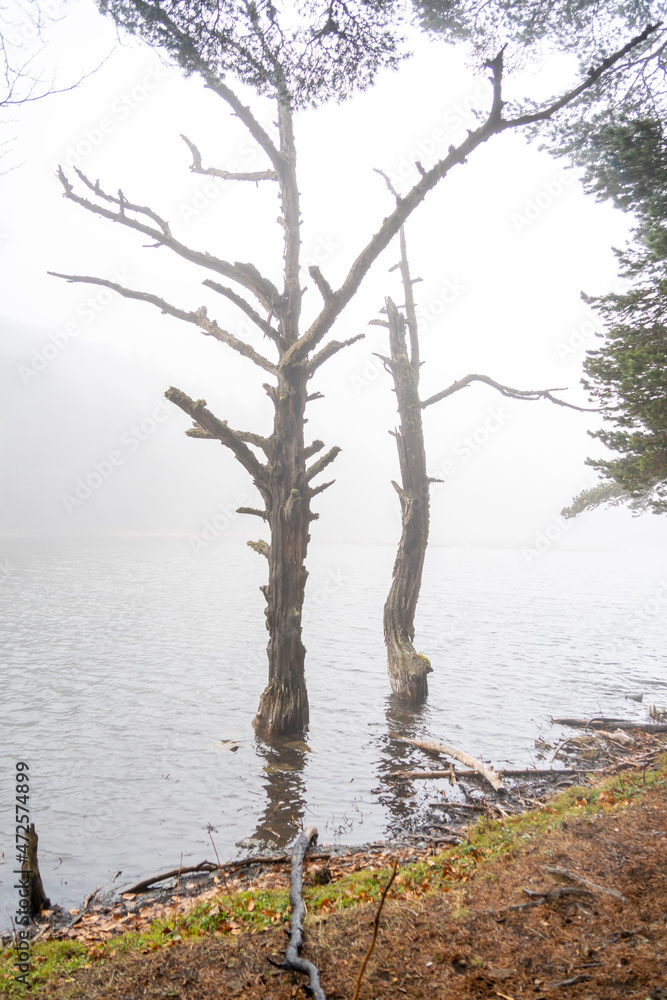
[49,16,656,732]
[377,215,605,702]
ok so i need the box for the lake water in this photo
[1,537,665,928]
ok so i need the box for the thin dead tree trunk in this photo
[383,292,432,700]
[377,207,606,703]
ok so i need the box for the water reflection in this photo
[250,735,309,850]
[376,696,433,836]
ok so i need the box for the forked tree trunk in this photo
[383,297,432,701]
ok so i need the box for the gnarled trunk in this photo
[253,365,312,734]
[383,297,432,701]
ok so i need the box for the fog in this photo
[2,0,667,555]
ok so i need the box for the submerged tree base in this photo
[386,643,432,702]
[253,681,310,736]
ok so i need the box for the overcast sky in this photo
[2,0,667,553]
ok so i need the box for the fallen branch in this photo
[388,767,596,779]
[351,859,398,1000]
[554,717,667,733]
[543,865,628,903]
[279,827,326,1000]
[390,735,506,793]
[123,862,217,895]
[124,852,333,895]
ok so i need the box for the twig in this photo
[208,827,235,913]
[352,859,398,1000]
[172,854,183,932]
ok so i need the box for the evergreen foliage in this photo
[96,0,406,108]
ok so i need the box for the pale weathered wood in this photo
[389,767,595,780]
[391,735,506,793]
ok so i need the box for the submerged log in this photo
[554,717,667,733]
[390,735,506,793]
[22,824,50,919]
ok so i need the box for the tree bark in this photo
[383,296,432,702]
[253,366,312,733]
[22,824,50,919]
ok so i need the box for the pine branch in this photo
[47,272,278,375]
[165,387,268,484]
[420,373,602,412]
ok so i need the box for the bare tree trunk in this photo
[254,366,312,733]
[383,296,432,701]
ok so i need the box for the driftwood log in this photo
[278,827,325,999]
[388,767,597,780]
[554,717,667,733]
[22,824,50,919]
[390,735,506,793]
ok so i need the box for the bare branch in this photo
[186,427,216,438]
[247,538,271,558]
[307,334,365,374]
[48,272,278,375]
[280,26,656,368]
[181,134,278,181]
[69,166,172,235]
[306,446,341,482]
[165,387,268,485]
[238,507,268,520]
[308,265,333,302]
[203,280,281,345]
[202,75,284,175]
[304,440,324,459]
[309,478,336,498]
[56,168,283,311]
[236,431,272,454]
[420,373,602,412]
